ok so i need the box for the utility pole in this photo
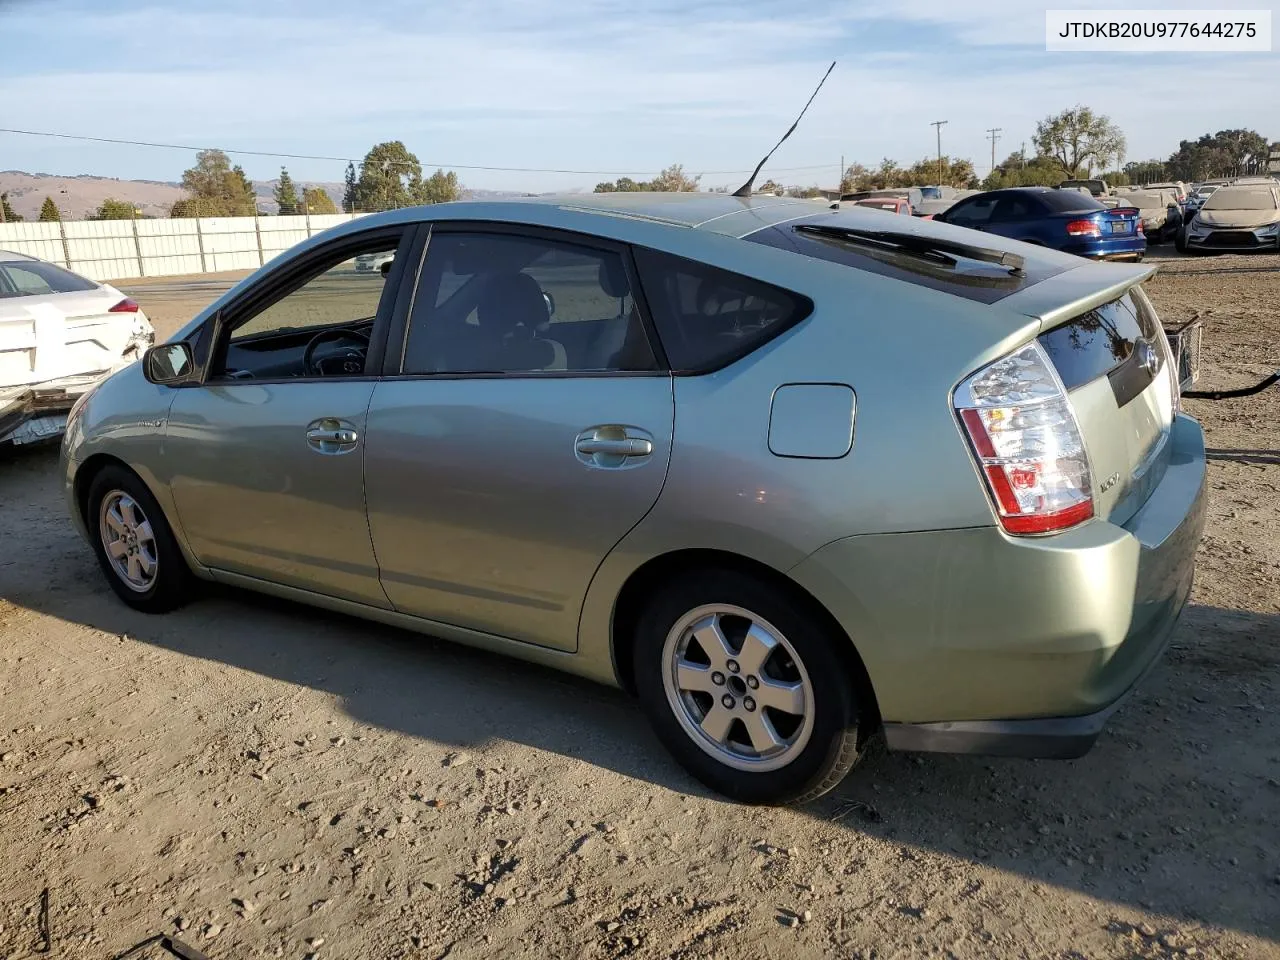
[840,154,844,194]
[1020,141,1026,168]
[987,127,1002,177]
[930,120,948,186]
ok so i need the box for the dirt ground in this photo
[1,251,1277,960]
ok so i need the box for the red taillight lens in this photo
[109,298,140,313]
[1065,219,1101,237]
[956,342,1094,536]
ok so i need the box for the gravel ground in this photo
[0,251,1277,960]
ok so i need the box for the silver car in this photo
[62,194,1207,804]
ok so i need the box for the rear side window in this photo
[1038,289,1159,390]
[632,248,811,373]
[1039,191,1105,213]
[0,261,98,298]
[992,195,1043,220]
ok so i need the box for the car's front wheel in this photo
[86,464,194,613]
[633,570,864,804]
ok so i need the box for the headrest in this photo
[476,272,549,335]
[598,257,630,298]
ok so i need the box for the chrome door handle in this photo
[306,419,360,455]
[574,437,653,457]
[307,427,359,444]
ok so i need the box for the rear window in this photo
[745,212,1068,305]
[0,261,98,298]
[1038,289,1159,390]
[1041,191,1105,213]
[632,248,811,373]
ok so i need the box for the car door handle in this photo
[574,437,653,457]
[306,419,360,455]
[307,427,358,444]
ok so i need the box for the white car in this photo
[0,252,154,446]
[1184,183,1280,253]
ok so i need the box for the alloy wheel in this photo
[661,604,815,772]
[98,490,159,593]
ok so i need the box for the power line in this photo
[0,126,837,178]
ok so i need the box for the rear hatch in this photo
[1003,267,1175,526]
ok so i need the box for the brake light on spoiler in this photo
[955,342,1094,535]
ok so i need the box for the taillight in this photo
[109,298,140,313]
[1065,219,1101,237]
[955,342,1094,535]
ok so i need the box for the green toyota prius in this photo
[61,193,1207,804]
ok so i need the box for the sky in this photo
[0,0,1276,192]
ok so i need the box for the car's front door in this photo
[363,227,674,651]
[985,195,1042,241]
[164,226,415,606]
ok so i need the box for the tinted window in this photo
[1038,290,1158,390]
[992,195,1043,221]
[1039,191,1106,213]
[941,195,997,226]
[403,232,657,374]
[0,261,98,298]
[632,248,810,373]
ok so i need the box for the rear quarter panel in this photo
[578,234,1043,653]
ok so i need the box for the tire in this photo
[86,463,194,613]
[1175,230,1187,254]
[632,569,864,805]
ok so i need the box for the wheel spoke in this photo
[126,554,143,583]
[676,660,717,694]
[107,538,129,559]
[137,550,157,577]
[104,505,128,536]
[135,520,155,546]
[742,710,785,754]
[736,623,777,676]
[755,676,805,716]
[119,497,142,530]
[698,703,735,744]
[691,617,736,667]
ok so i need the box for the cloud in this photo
[0,0,1275,190]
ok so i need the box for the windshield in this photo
[1203,188,1278,211]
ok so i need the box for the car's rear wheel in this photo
[633,570,863,804]
[87,464,194,613]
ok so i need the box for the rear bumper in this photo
[1065,236,1146,260]
[790,414,1207,758]
[0,382,87,444]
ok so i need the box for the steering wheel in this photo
[303,329,370,377]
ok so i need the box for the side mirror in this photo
[543,291,556,317]
[143,342,196,385]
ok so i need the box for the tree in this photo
[757,179,783,195]
[1033,106,1126,178]
[839,163,871,193]
[417,168,461,204]
[594,164,700,193]
[983,150,1063,189]
[1123,160,1167,185]
[90,198,139,220]
[176,149,256,217]
[1,193,22,222]
[1166,129,1271,181]
[274,167,299,215]
[300,187,337,215]
[343,162,358,213]
[785,185,824,199]
[355,141,423,212]
[38,197,61,222]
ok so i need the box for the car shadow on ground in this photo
[3,444,1278,943]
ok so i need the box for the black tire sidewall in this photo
[632,570,859,805]
[86,464,191,613]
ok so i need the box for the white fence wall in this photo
[0,213,368,282]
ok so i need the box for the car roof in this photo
[0,249,38,263]
[507,191,826,232]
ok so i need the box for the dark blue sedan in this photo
[934,187,1145,261]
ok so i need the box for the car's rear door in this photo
[363,225,674,651]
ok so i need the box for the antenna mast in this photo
[732,61,836,198]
